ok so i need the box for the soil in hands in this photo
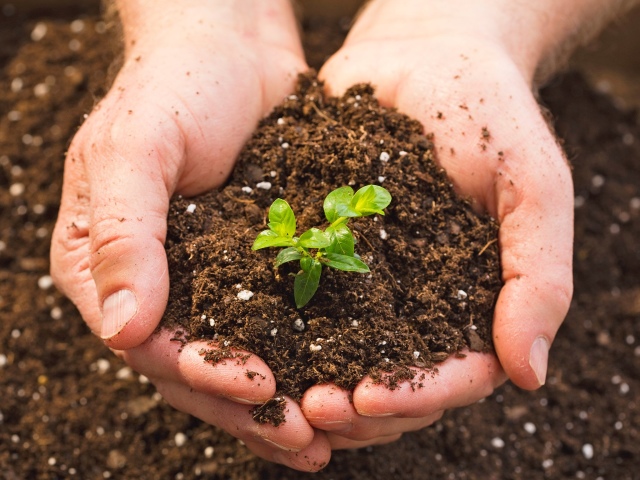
[162,72,502,416]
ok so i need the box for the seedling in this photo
[252,185,392,308]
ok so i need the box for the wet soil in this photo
[1,8,639,480]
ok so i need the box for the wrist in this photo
[348,0,637,85]
[115,0,302,59]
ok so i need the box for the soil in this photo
[1,7,639,480]
[162,72,501,409]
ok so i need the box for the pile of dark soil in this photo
[163,73,500,406]
[1,7,638,480]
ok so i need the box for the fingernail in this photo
[315,419,350,425]
[101,289,137,339]
[259,436,300,452]
[529,336,550,386]
[357,411,397,418]
[224,395,263,405]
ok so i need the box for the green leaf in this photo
[294,260,322,308]
[300,256,314,272]
[323,253,370,273]
[268,199,296,238]
[336,204,362,218]
[323,186,354,222]
[325,224,355,256]
[299,228,332,249]
[275,247,303,267]
[252,230,294,250]
[351,185,392,216]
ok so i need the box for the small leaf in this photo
[294,260,322,308]
[351,185,392,216]
[325,224,355,256]
[336,204,362,218]
[323,253,370,273]
[268,199,296,238]
[299,228,332,249]
[252,230,294,250]
[275,247,303,267]
[323,186,354,222]
[300,256,314,272]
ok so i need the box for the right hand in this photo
[51,1,332,470]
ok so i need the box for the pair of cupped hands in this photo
[51,1,573,472]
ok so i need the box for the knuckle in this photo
[50,226,89,290]
[89,217,136,271]
[545,276,574,319]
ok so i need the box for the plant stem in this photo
[329,216,348,230]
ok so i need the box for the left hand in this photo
[304,0,573,448]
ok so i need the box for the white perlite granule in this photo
[236,290,254,301]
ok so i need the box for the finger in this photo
[302,384,443,441]
[120,329,276,404]
[74,100,185,351]
[51,157,101,332]
[154,379,314,453]
[53,133,166,344]
[245,431,332,472]
[327,432,403,450]
[426,81,573,389]
[490,126,573,389]
[352,351,506,418]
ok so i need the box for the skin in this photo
[50,0,636,471]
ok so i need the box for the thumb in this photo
[82,107,182,350]
[51,99,184,350]
[490,128,574,390]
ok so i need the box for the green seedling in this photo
[252,185,392,308]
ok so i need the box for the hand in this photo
[304,0,573,448]
[51,1,332,470]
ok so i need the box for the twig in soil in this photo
[359,125,368,141]
[478,238,497,256]
[224,190,255,204]
[381,265,404,294]
[309,101,338,125]
[356,230,375,251]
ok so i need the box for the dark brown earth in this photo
[1,7,639,480]
[163,72,501,409]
